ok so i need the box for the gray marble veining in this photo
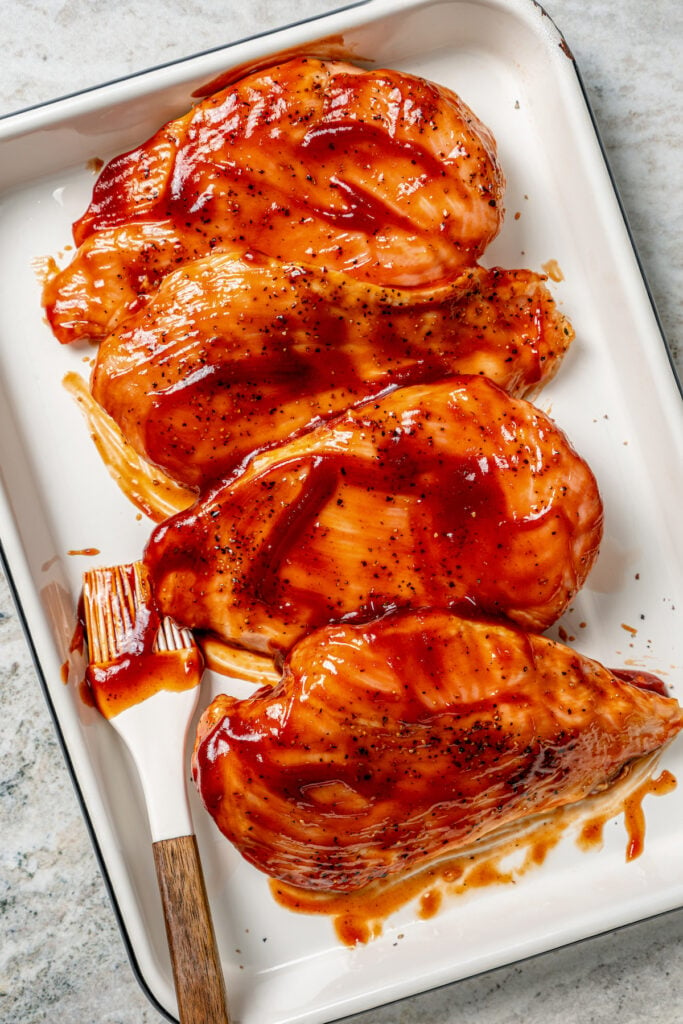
[1,2,681,1022]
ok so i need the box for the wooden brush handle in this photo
[152,834,231,1024]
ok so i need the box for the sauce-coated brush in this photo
[82,561,230,1024]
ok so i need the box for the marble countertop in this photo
[1,1,681,1022]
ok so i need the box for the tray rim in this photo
[0,0,371,128]
[1,0,682,1021]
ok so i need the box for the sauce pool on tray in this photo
[191,608,683,892]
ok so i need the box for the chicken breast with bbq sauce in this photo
[192,608,683,892]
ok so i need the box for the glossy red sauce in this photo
[193,604,683,909]
[611,668,670,698]
[270,812,568,945]
[146,372,603,651]
[577,816,605,850]
[578,768,677,861]
[86,647,202,718]
[78,72,492,255]
[82,572,202,718]
[70,618,85,655]
[623,769,677,860]
[158,121,449,245]
[299,122,453,234]
[78,677,96,708]
[92,257,567,490]
[230,443,512,615]
[50,56,502,349]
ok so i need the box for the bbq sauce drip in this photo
[83,593,202,718]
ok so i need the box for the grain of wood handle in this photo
[152,834,231,1024]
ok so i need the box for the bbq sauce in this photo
[610,668,670,698]
[68,58,503,293]
[623,769,677,860]
[270,759,677,946]
[194,606,682,938]
[577,768,677,861]
[86,647,202,719]
[145,377,603,653]
[94,255,564,490]
[82,570,202,718]
[270,811,566,946]
[148,445,513,635]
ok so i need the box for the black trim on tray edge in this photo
[0,0,370,123]
[0,541,177,1024]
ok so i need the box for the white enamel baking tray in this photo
[1,0,682,1021]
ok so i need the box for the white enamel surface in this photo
[0,1,682,1022]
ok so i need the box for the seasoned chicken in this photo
[43,57,504,344]
[144,376,603,654]
[43,223,194,344]
[192,608,683,892]
[91,253,573,488]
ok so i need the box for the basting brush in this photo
[82,561,230,1024]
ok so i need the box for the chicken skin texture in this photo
[192,609,683,892]
[43,57,504,344]
[92,252,573,489]
[144,376,603,654]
